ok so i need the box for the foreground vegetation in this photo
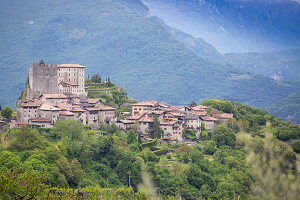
[0,99,299,199]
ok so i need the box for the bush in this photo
[290,139,300,153]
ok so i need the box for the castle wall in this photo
[29,62,58,96]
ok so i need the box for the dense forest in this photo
[1,99,299,199]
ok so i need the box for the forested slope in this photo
[0,0,299,112]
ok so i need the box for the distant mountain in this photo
[222,49,300,81]
[268,92,300,124]
[143,0,300,53]
[0,0,299,114]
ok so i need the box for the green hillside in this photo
[1,99,299,199]
[0,0,299,111]
[223,49,300,81]
[268,92,300,124]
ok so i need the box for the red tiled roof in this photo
[202,116,217,121]
[190,111,207,116]
[29,118,51,123]
[132,101,157,106]
[120,120,135,124]
[160,120,178,125]
[59,111,75,116]
[60,81,78,86]
[39,104,60,111]
[138,116,153,123]
[192,105,209,109]
[215,113,234,119]
[87,99,100,104]
[42,94,68,99]
[21,100,42,107]
[94,104,116,111]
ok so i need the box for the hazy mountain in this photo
[268,92,300,124]
[223,49,300,81]
[143,0,300,53]
[0,0,299,113]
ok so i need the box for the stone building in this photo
[17,62,117,128]
[160,120,183,141]
[26,62,87,100]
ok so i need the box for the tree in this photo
[151,117,163,139]
[1,106,12,119]
[39,59,45,65]
[56,157,85,188]
[51,120,84,140]
[9,126,45,151]
[291,139,300,153]
[127,130,137,144]
[189,100,197,108]
[203,140,217,155]
[0,170,48,200]
[212,125,236,148]
[0,104,2,111]
[91,73,101,83]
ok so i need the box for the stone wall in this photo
[27,62,58,99]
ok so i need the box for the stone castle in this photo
[26,62,87,100]
[17,62,116,128]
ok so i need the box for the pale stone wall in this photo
[29,63,58,96]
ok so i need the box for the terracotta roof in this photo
[192,105,209,109]
[60,81,78,86]
[29,118,51,123]
[54,103,73,111]
[15,122,28,125]
[127,115,142,120]
[71,108,86,112]
[39,104,60,111]
[59,111,75,116]
[138,116,153,123]
[86,108,99,111]
[160,120,178,125]
[168,112,186,117]
[87,99,100,104]
[42,94,68,99]
[150,110,164,115]
[58,64,85,68]
[190,111,207,116]
[21,100,42,107]
[94,104,116,111]
[132,101,157,106]
[215,113,234,119]
[202,116,217,121]
[120,120,134,124]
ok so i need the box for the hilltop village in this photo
[16,62,233,141]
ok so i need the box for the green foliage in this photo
[290,139,300,153]
[151,117,163,139]
[140,139,158,149]
[9,126,45,151]
[238,133,299,199]
[56,157,85,188]
[0,170,48,200]
[269,92,300,124]
[182,129,197,140]
[1,106,12,119]
[212,125,236,148]
[127,130,137,144]
[91,73,101,83]
[51,120,85,140]
[203,140,217,155]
